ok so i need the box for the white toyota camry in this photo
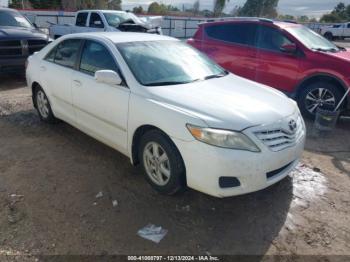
[26,32,306,198]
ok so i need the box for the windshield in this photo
[286,26,339,52]
[103,12,142,27]
[117,41,227,86]
[0,10,33,28]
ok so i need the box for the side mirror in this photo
[95,70,122,86]
[280,43,297,54]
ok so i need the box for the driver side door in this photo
[71,40,130,154]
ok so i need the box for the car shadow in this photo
[0,72,26,91]
[0,109,293,255]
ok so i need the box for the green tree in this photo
[192,0,200,15]
[29,0,61,9]
[320,2,350,23]
[133,6,144,14]
[107,0,122,10]
[278,14,295,21]
[298,15,309,23]
[213,0,229,17]
[147,2,166,14]
[239,0,279,18]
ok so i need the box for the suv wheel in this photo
[34,86,57,123]
[298,82,343,119]
[139,130,186,195]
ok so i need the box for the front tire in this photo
[139,130,186,195]
[297,82,343,119]
[34,86,57,123]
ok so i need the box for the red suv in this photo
[188,18,350,118]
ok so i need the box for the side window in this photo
[347,23,350,28]
[54,39,81,68]
[44,46,57,62]
[256,25,293,52]
[89,13,104,28]
[79,41,117,75]
[205,23,257,46]
[76,12,88,27]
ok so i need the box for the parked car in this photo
[49,10,162,39]
[0,8,50,73]
[26,32,305,198]
[188,18,350,118]
[320,22,350,40]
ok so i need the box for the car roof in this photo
[63,32,178,44]
[77,10,126,13]
[200,18,302,29]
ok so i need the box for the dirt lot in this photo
[0,73,349,259]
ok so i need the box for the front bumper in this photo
[0,57,27,72]
[172,115,306,198]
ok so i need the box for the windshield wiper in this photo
[204,71,228,80]
[144,81,192,86]
[312,47,340,53]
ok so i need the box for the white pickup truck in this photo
[320,22,350,40]
[49,10,162,39]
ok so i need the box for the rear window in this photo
[205,23,257,46]
[76,12,88,27]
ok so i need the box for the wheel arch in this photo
[31,81,41,108]
[295,73,347,99]
[130,124,184,167]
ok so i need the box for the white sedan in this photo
[26,32,306,198]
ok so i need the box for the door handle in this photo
[40,66,46,71]
[73,80,82,86]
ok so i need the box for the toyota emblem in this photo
[288,119,297,133]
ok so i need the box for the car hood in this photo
[325,49,350,62]
[146,74,297,131]
[0,26,47,40]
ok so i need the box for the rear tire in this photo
[324,32,334,41]
[34,86,57,124]
[297,82,343,119]
[139,129,186,195]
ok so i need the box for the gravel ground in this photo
[0,73,349,259]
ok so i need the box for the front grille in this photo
[28,39,47,54]
[0,39,47,58]
[0,40,22,57]
[0,40,21,47]
[254,114,304,152]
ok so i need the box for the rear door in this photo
[40,39,82,123]
[198,22,258,81]
[254,24,300,92]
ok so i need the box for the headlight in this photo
[186,124,260,152]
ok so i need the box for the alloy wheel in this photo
[36,90,50,118]
[305,87,336,114]
[143,142,171,186]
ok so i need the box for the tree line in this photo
[320,2,350,23]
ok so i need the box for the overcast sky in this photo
[122,0,350,18]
